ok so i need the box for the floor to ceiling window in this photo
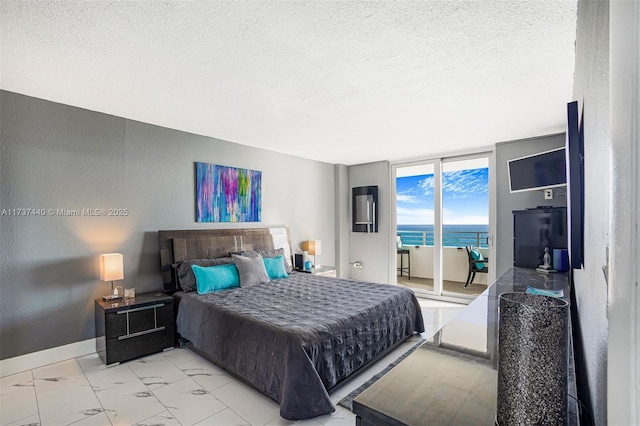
[394,152,494,302]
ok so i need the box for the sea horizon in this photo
[397,224,489,247]
[397,224,489,230]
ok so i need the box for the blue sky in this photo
[396,168,489,225]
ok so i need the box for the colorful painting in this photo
[196,162,262,222]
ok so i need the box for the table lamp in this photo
[100,253,124,301]
[302,240,321,268]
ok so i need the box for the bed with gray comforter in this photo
[175,272,424,420]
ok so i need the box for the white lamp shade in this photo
[100,253,124,281]
[303,240,322,256]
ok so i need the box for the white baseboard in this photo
[0,339,97,377]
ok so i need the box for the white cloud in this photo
[397,207,434,224]
[396,193,421,203]
[418,176,435,195]
[442,169,488,198]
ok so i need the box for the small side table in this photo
[95,291,174,365]
[297,265,337,278]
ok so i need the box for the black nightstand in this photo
[95,291,174,365]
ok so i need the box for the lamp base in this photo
[103,294,123,301]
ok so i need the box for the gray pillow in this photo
[240,247,293,274]
[232,254,270,287]
[172,257,234,292]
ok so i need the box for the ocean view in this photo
[397,224,489,247]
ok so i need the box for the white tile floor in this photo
[0,299,464,426]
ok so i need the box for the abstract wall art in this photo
[195,162,262,222]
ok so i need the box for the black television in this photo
[508,147,567,193]
[566,101,584,269]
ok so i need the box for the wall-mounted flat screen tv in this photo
[508,147,567,193]
[566,100,584,269]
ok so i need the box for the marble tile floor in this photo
[0,299,465,426]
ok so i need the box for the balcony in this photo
[398,229,489,248]
[396,230,489,297]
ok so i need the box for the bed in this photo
[159,227,424,420]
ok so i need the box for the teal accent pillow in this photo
[173,257,234,292]
[263,255,289,279]
[191,264,240,294]
[470,249,485,269]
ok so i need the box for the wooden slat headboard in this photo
[158,227,292,293]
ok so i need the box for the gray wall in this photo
[347,161,391,283]
[334,164,350,278]
[571,0,610,423]
[608,0,640,423]
[495,134,567,277]
[0,90,336,360]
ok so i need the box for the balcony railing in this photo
[398,230,489,248]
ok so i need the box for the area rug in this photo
[337,338,425,412]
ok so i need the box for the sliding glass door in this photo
[395,162,439,294]
[441,157,490,298]
[394,152,494,301]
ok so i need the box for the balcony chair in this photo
[397,236,410,280]
[465,245,488,287]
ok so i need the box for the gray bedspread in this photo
[175,272,424,420]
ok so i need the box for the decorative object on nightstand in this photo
[100,253,124,301]
[95,292,175,365]
[302,240,322,267]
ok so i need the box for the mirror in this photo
[352,186,378,233]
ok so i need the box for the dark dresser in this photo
[95,291,174,365]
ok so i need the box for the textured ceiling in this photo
[1,1,577,165]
